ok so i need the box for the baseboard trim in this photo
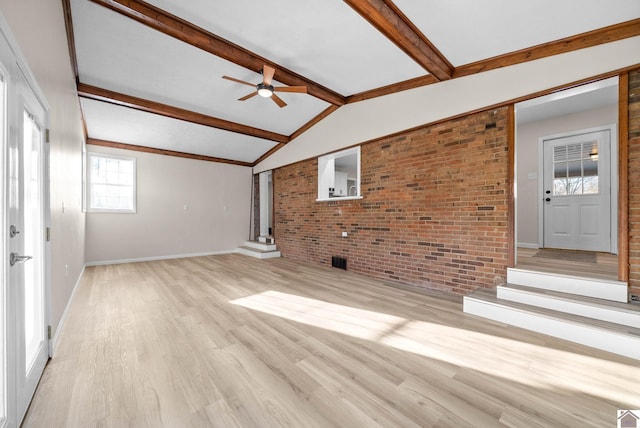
[50,264,85,356]
[85,250,235,266]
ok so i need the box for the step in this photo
[507,268,628,303]
[236,246,281,259]
[241,241,277,252]
[497,284,640,328]
[463,289,640,360]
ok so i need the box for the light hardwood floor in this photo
[23,254,639,427]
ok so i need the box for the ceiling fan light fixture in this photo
[257,83,274,98]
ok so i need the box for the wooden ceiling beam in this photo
[77,83,290,144]
[347,18,640,103]
[346,74,438,103]
[290,105,340,140]
[343,0,453,81]
[88,138,253,166]
[61,0,79,83]
[88,0,345,106]
[455,18,640,78]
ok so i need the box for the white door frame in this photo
[537,124,618,253]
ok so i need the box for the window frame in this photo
[86,152,137,213]
[317,146,362,202]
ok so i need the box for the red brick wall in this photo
[274,108,510,295]
[628,70,640,297]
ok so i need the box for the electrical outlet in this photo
[64,264,68,276]
[341,231,348,237]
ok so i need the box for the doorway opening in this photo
[251,170,273,242]
[515,77,619,281]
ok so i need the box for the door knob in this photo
[545,198,551,202]
[9,224,20,238]
[10,252,32,266]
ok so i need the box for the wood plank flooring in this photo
[23,254,639,427]
[516,247,618,280]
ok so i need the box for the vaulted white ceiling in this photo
[68,0,640,165]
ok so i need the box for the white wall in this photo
[0,1,86,336]
[85,145,252,264]
[516,105,618,247]
[255,36,640,173]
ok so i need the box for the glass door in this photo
[9,68,48,425]
[0,63,7,428]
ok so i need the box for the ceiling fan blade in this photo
[238,92,257,101]
[274,86,307,93]
[222,75,255,87]
[262,65,275,86]
[271,93,287,108]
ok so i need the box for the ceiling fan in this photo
[222,65,307,108]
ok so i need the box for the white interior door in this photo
[9,68,48,425]
[542,129,611,252]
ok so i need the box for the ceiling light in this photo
[257,83,274,98]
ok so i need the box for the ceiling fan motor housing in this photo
[257,82,274,97]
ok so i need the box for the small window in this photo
[317,146,361,201]
[86,153,136,212]
[552,141,599,196]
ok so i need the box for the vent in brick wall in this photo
[332,256,347,270]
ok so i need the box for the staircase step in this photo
[236,246,281,259]
[497,284,640,328]
[507,268,628,302]
[242,241,277,251]
[463,289,640,360]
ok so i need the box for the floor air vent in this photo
[332,256,347,270]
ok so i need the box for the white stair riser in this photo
[507,269,628,303]
[496,286,640,328]
[242,241,277,251]
[236,248,281,259]
[463,297,640,360]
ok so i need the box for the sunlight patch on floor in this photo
[231,290,640,407]
[231,290,406,341]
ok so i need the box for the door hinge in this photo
[46,227,50,242]
[45,128,50,143]
[47,325,52,340]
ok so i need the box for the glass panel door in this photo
[22,110,44,375]
[10,70,48,425]
[0,68,7,428]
